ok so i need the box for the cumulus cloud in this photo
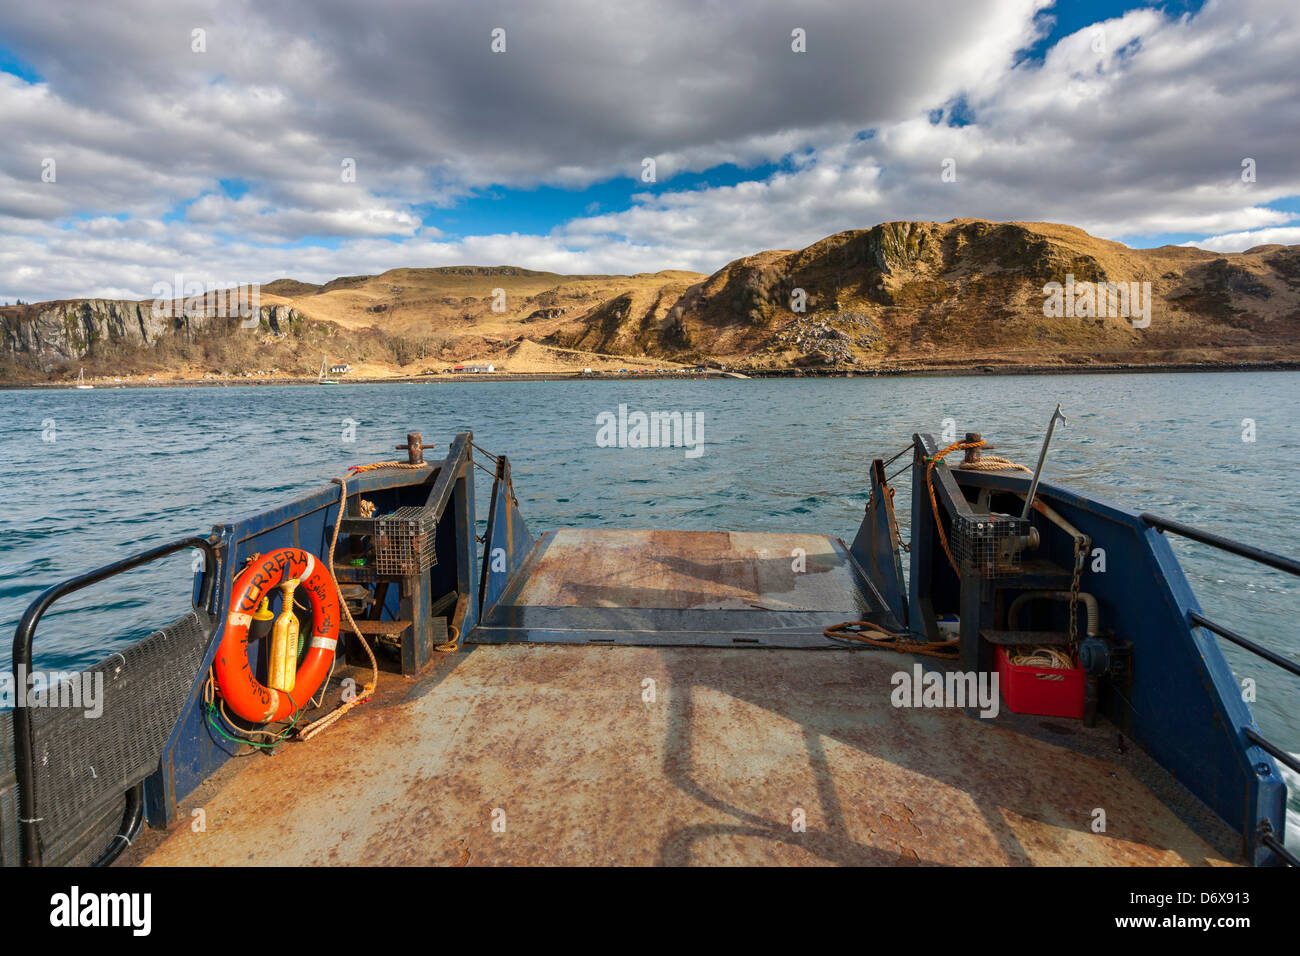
[560,2,1300,256]
[1182,226,1300,252]
[0,0,1297,301]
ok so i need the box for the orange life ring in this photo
[215,547,340,723]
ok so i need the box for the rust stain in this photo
[134,645,1238,868]
[513,529,857,610]
[451,838,471,867]
[878,803,924,838]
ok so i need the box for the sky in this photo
[1,0,1298,302]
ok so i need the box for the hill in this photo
[3,220,1297,381]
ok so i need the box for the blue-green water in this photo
[2,371,1297,839]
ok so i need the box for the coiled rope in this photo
[347,460,427,475]
[1008,646,1075,669]
[436,624,461,654]
[959,455,1031,473]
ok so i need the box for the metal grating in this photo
[373,507,438,576]
[2,608,211,866]
[952,513,1030,577]
[0,710,16,867]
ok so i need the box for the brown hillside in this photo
[3,220,1298,381]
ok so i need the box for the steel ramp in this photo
[469,529,894,647]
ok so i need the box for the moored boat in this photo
[3,420,1296,867]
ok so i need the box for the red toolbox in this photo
[996,646,1085,719]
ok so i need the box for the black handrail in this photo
[1141,512,1300,577]
[1245,728,1300,777]
[91,783,144,867]
[1262,832,1300,867]
[1142,512,1299,865]
[1190,611,1300,680]
[10,533,219,867]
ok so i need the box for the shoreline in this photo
[2,358,1297,390]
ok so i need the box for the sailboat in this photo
[73,368,93,390]
[317,357,339,385]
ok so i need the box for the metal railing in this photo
[10,534,219,867]
[1141,512,1300,866]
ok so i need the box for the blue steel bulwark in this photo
[478,456,534,619]
[150,437,480,830]
[850,458,908,628]
[949,467,1289,866]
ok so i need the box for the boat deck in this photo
[472,529,888,647]
[122,526,1240,866]
[128,644,1236,866]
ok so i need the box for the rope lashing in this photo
[959,456,1032,473]
[823,620,960,660]
[293,471,382,742]
[347,460,427,475]
[924,438,1030,576]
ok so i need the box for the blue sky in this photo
[1,0,1298,301]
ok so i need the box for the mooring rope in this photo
[823,620,960,660]
[346,460,427,475]
[959,455,1032,473]
[293,471,382,741]
[435,624,461,654]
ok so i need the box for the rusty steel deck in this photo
[129,645,1237,866]
[472,529,891,647]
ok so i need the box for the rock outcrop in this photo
[1,300,300,371]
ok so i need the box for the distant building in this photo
[459,363,495,373]
[329,363,352,375]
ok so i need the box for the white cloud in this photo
[1182,226,1300,252]
[0,0,1297,302]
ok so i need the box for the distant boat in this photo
[73,368,93,390]
[317,358,340,385]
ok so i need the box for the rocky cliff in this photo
[543,220,1300,368]
[1,299,303,373]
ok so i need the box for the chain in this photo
[1069,535,1084,646]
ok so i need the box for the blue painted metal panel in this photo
[849,459,908,628]
[478,457,534,619]
[954,469,1287,863]
[147,450,465,827]
[454,473,480,639]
